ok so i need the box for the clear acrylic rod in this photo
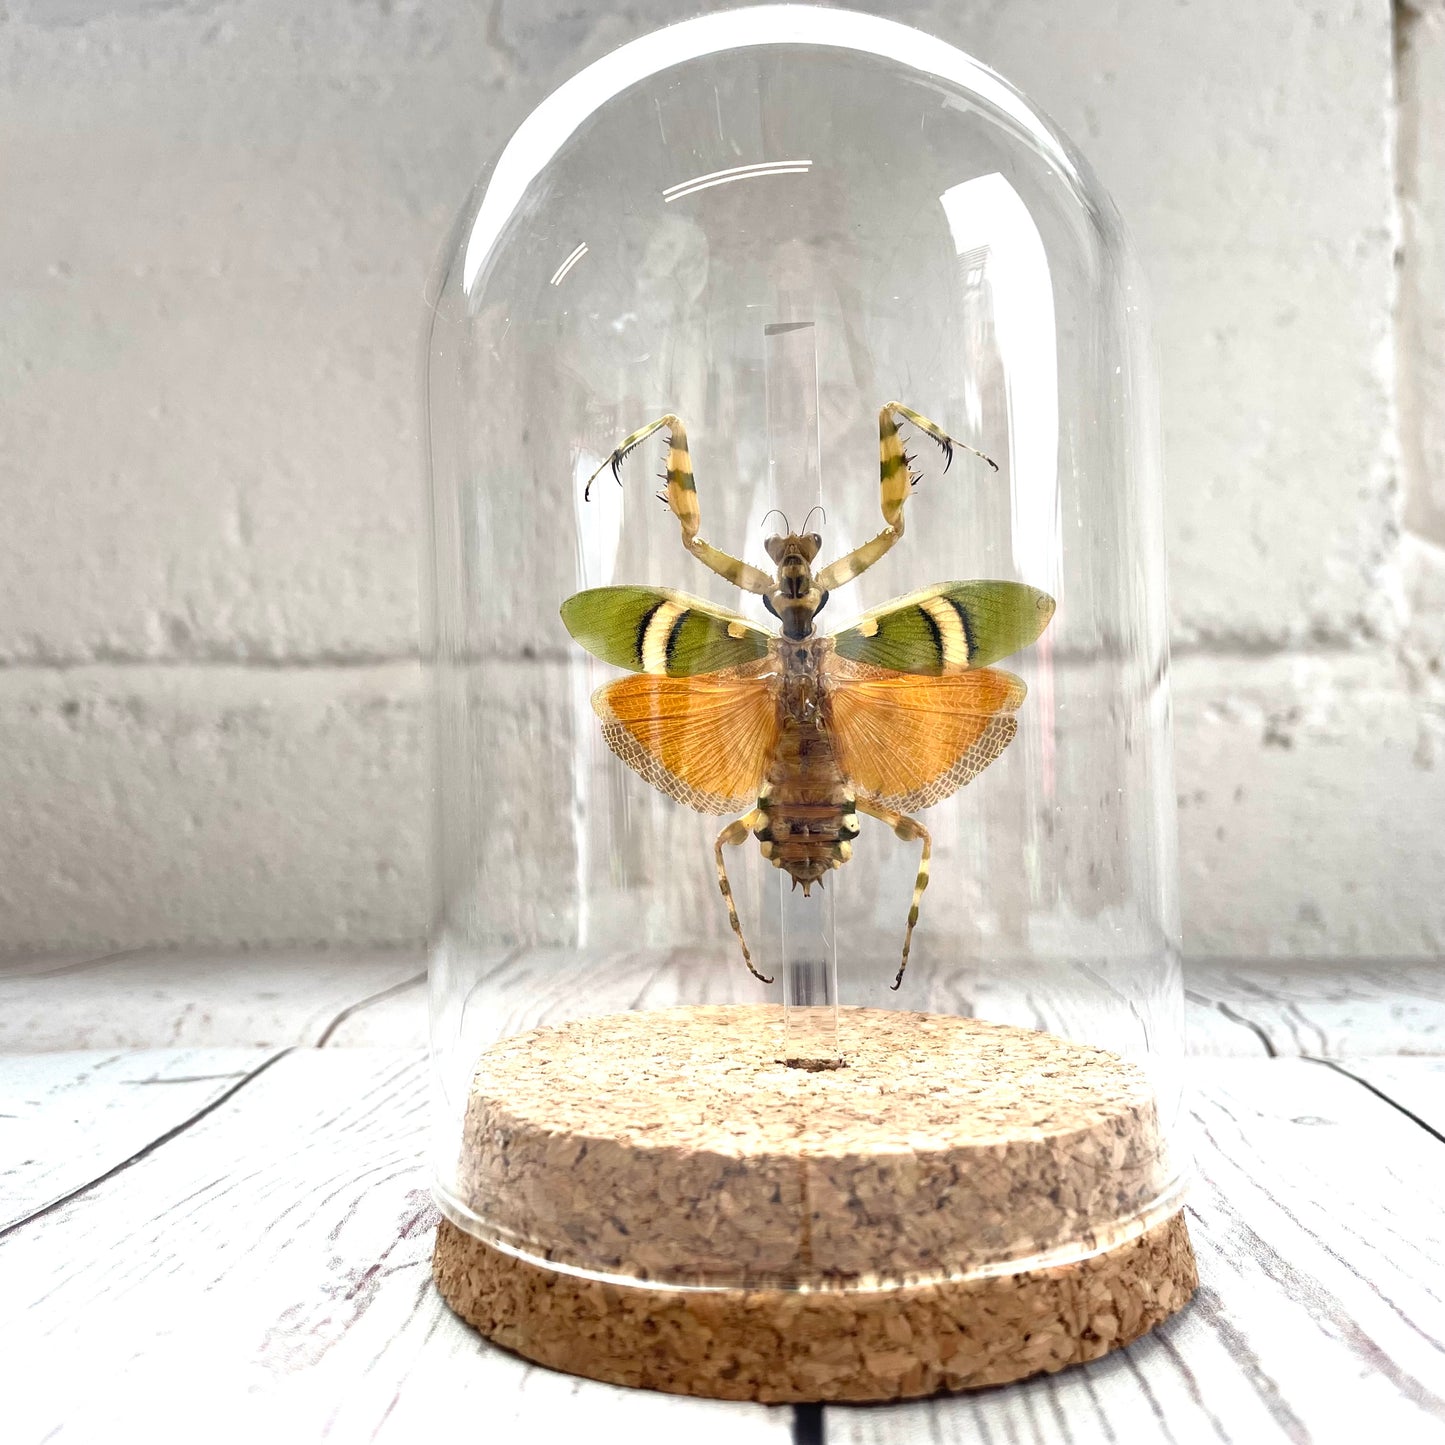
[763,319,841,1065]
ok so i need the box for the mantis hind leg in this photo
[584,415,773,595]
[715,809,773,984]
[856,797,932,990]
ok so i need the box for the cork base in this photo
[432,1004,1196,1400]
[433,1210,1196,1402]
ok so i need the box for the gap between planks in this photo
[0,1049,292,1239]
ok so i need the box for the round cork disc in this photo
[433,1004,1196,1401]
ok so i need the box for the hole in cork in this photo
[779,1057,848,1072]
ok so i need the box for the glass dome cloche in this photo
[422,4,1194,1403]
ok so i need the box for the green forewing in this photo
[560,585,772,677]
[831,581,1055,675]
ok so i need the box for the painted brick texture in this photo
[1,0,1437,958]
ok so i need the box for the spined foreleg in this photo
[585,415,773,595]
[815,402,996,593]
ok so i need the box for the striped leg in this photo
[857,797,932,991]
[584,415,773,595]
[715,810,773,984]
[887,402,996,489]
[815,403,996,594]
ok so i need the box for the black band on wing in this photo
[635,599,666,669]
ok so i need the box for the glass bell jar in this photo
[423,4,1195,1402]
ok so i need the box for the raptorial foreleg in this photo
[715,809,773,984]
[584,414,773,595]
[857,797,932,991]
[815,402,996,593]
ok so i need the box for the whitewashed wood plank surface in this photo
[231,986,1277,1055]
[360,957,1442,1060]
[330,944,766,1048]
[322,973,426,1046]
[0,1048,278,1230]
[0,948,424,1051]
[1183,1002,1275,1056]
[0,945,150,980]
[0,1047,790,1444]
[1330,1056,1445,1135]
[6,947,1438,1059]
[1186,959,1445,1056]
[826,1058,1445,1445]
[336,950,1266,1055]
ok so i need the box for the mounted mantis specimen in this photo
[562,404,1054,989]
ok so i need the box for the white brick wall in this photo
[1,0,1439,959]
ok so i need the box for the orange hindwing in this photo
[823,654,1025,811]
[592,658,779,815]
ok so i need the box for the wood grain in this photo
[0,947,423,1051]
[293,956,1445,1058]
[0,1048,790,1443]
[337,944,761,1049]
[0,1047,278,1231]
[287,951,1350,1059]
[826,1057,1445,1443]
[322,974,426,1046]
[5,949,1441,1060]
[1186,959,1445,1056]
[1328,1057,1445,1136]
